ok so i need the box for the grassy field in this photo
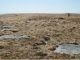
[0,13,80,59]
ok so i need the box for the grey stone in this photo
[0,35,31,40]
[0,25,19,32]
[0,25,19,33]
[54,44,80,55]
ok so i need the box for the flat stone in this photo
[0,25,15,29]
[2,25,15,29]
[54,43,80,55]
[0,35,31,40]
[1,29,19,32]
[0,25,19,32]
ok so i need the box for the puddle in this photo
[0,35,31,40]
[54,43,80,55]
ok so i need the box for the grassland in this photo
[0,13,80,59]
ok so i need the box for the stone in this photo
[54,43,80,55]
[0,35,31,40]
[1,29,19,32]
[0,25,19,32]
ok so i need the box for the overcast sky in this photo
[0,0,80,14]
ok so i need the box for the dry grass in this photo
[0,13,80,59]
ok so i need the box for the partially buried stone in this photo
[0,35,32,40]
[54,43,80,55]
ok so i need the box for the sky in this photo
[0,0,80,14]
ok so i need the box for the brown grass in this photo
[0,13,80,59]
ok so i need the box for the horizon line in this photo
[0,12,80,15]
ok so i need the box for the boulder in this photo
[54,43,80,55]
